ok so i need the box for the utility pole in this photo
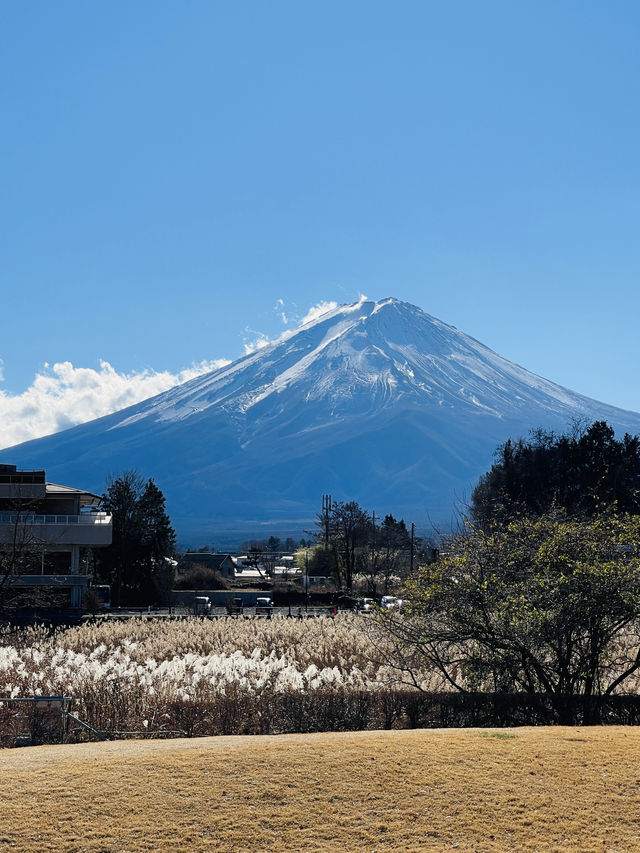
[305,549,309,613]
[322,494,332,548]
[371,510,377,580]
[410,522,415,574]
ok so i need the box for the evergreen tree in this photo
[137,479,176,603]
[99,471,143,607]
[376,514,413,591]
[98,472,176,605]
[471,421,640,526]
[266,535,282,553]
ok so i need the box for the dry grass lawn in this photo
[0,727,639,852]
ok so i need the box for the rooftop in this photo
[46,483,102,506]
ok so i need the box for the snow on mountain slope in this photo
[101,298,603,433]
[2,298,640,541]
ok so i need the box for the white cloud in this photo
[0,358,230,449]
[242,331,273,355]
[274,298,289,325]
[0,296,357,449]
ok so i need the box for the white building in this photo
[0,464,112,610]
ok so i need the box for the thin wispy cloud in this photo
[242,298,341,355]
[0,358,229,449]
[242,331,274,355]
[275,298,289,325]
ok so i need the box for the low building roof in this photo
[46,483,102,507]
[181,552,235,566]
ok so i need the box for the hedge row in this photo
[3,688,640,746]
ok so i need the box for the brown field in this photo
[0,727,639,852]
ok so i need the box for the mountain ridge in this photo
[3,297,640,543]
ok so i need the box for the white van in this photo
[194,596,211,615]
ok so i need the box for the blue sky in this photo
[1,2,639,446]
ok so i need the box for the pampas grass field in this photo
[0,615,439,741]
[1,726,639,852]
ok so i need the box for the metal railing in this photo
[0,695,107,743]
[0,512,111,526]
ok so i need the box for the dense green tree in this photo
[266,536,282,552]
[471,421,640,526]
[97,471,142,607]
[98,472,176,606]
[135,479,176,603]
[296,544,334,579]
[382,511,640,722]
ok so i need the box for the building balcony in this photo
[0,512,112,547]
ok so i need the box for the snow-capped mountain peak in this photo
[110,297,599,430]
[3,297,639,540]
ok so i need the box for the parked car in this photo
[255,596,273,617]
[226,596,244,616]
[379,596,406,613]
[355,597,376,613]
[194,596,211,615]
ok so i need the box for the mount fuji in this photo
[3,298,640,543]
